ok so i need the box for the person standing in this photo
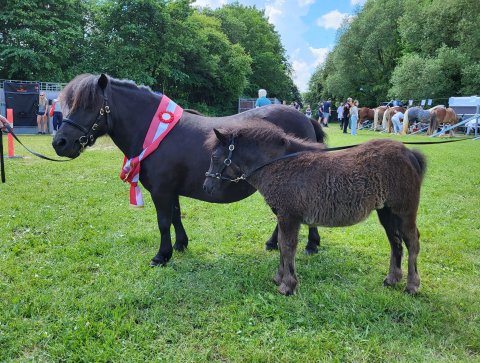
[49,98,63,134]
[342,98,352,134]
[255,89,272,108]
[391,110,404,134]
[322,98,331,127]
[37,92,48,134]
[350,100,359,136]
[305,105,312,118]
[337,102,344,130]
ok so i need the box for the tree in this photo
[210,3,296,101]
[0,0,89,81]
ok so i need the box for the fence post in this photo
[6,108,15,157]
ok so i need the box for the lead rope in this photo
[1,130,5,183]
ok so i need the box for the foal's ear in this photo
[98,74,109,90]
[213,129,229,146]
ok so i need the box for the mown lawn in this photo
[0,126,479,362]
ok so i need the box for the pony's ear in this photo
[213,129,229,146]
[98,74,108,90]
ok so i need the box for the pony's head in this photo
[203,122,290,195]
[52,74,110,158]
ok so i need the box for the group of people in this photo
[336,98,359,135]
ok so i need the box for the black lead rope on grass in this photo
[1,130,5,183]
[4,124,73,162]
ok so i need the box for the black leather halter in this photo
[205,136,308,183]
[62,96,111,149]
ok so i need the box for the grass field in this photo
[1,126,479,362]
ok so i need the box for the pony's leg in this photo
[276,216,301,296]
[401,217,421,294]
[150,195,175,266]
[172,196,189,252]
[377,207,403,286]
[305,227,320,254]
[265,224,279,251]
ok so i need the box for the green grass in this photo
[1,127,479,362]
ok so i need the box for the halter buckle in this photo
[104,105,111,114]
[224,158,231,166]
[79,135,88,147]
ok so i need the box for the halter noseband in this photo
[205,137,247,183]
[62,96,111,149]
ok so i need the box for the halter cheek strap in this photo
[62,98,111,148]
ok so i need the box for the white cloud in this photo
[265,0,285,25]
[192,0,226,9]
[350,0,366,5]
[316,10,351,30]
[291,47,329,92]
[298,0,315,7]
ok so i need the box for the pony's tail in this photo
[402,108,410,134]
[309,118,328,144]
[408,149,427,181]
[373,108,380,130]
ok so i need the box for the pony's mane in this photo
[59,73,153,115]
[205,121,297,151]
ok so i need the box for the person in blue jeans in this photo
[255,89,272,108]
[50,98,63,133]
[350,100,359,136]
[322,98,331,127]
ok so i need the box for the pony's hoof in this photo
[173,242,187,252]
[265,241,278,251]
[150,256,169,267]
[304,246,318,255]
[278,283,295,296]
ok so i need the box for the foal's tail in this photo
[309,118,328,144]
[408,149,427,181]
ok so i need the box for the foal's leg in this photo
[150,194,175,266]
[401,217,421,294]
[377,207,403,287]
[266,219,320,255]
[276,217,301,296]
[172,196,189,252]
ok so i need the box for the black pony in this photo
[52,74,326,266]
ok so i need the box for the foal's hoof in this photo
[273,274,282,286]
[404,284,419,294]
[278,283,295,296]
[383,277,400,287]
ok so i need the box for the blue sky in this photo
[193,0,366,92]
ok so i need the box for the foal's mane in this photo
[60,73,153,115]
[205,121,308,151]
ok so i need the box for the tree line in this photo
[304,0,480,108]
[0,0,301,114]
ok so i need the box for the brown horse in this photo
[204,122,426,295]
[373,106,387,131]
[428,107,458,135]
[358,107,375,128]
[384,106,406,133]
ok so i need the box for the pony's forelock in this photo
[59,74,104,116]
